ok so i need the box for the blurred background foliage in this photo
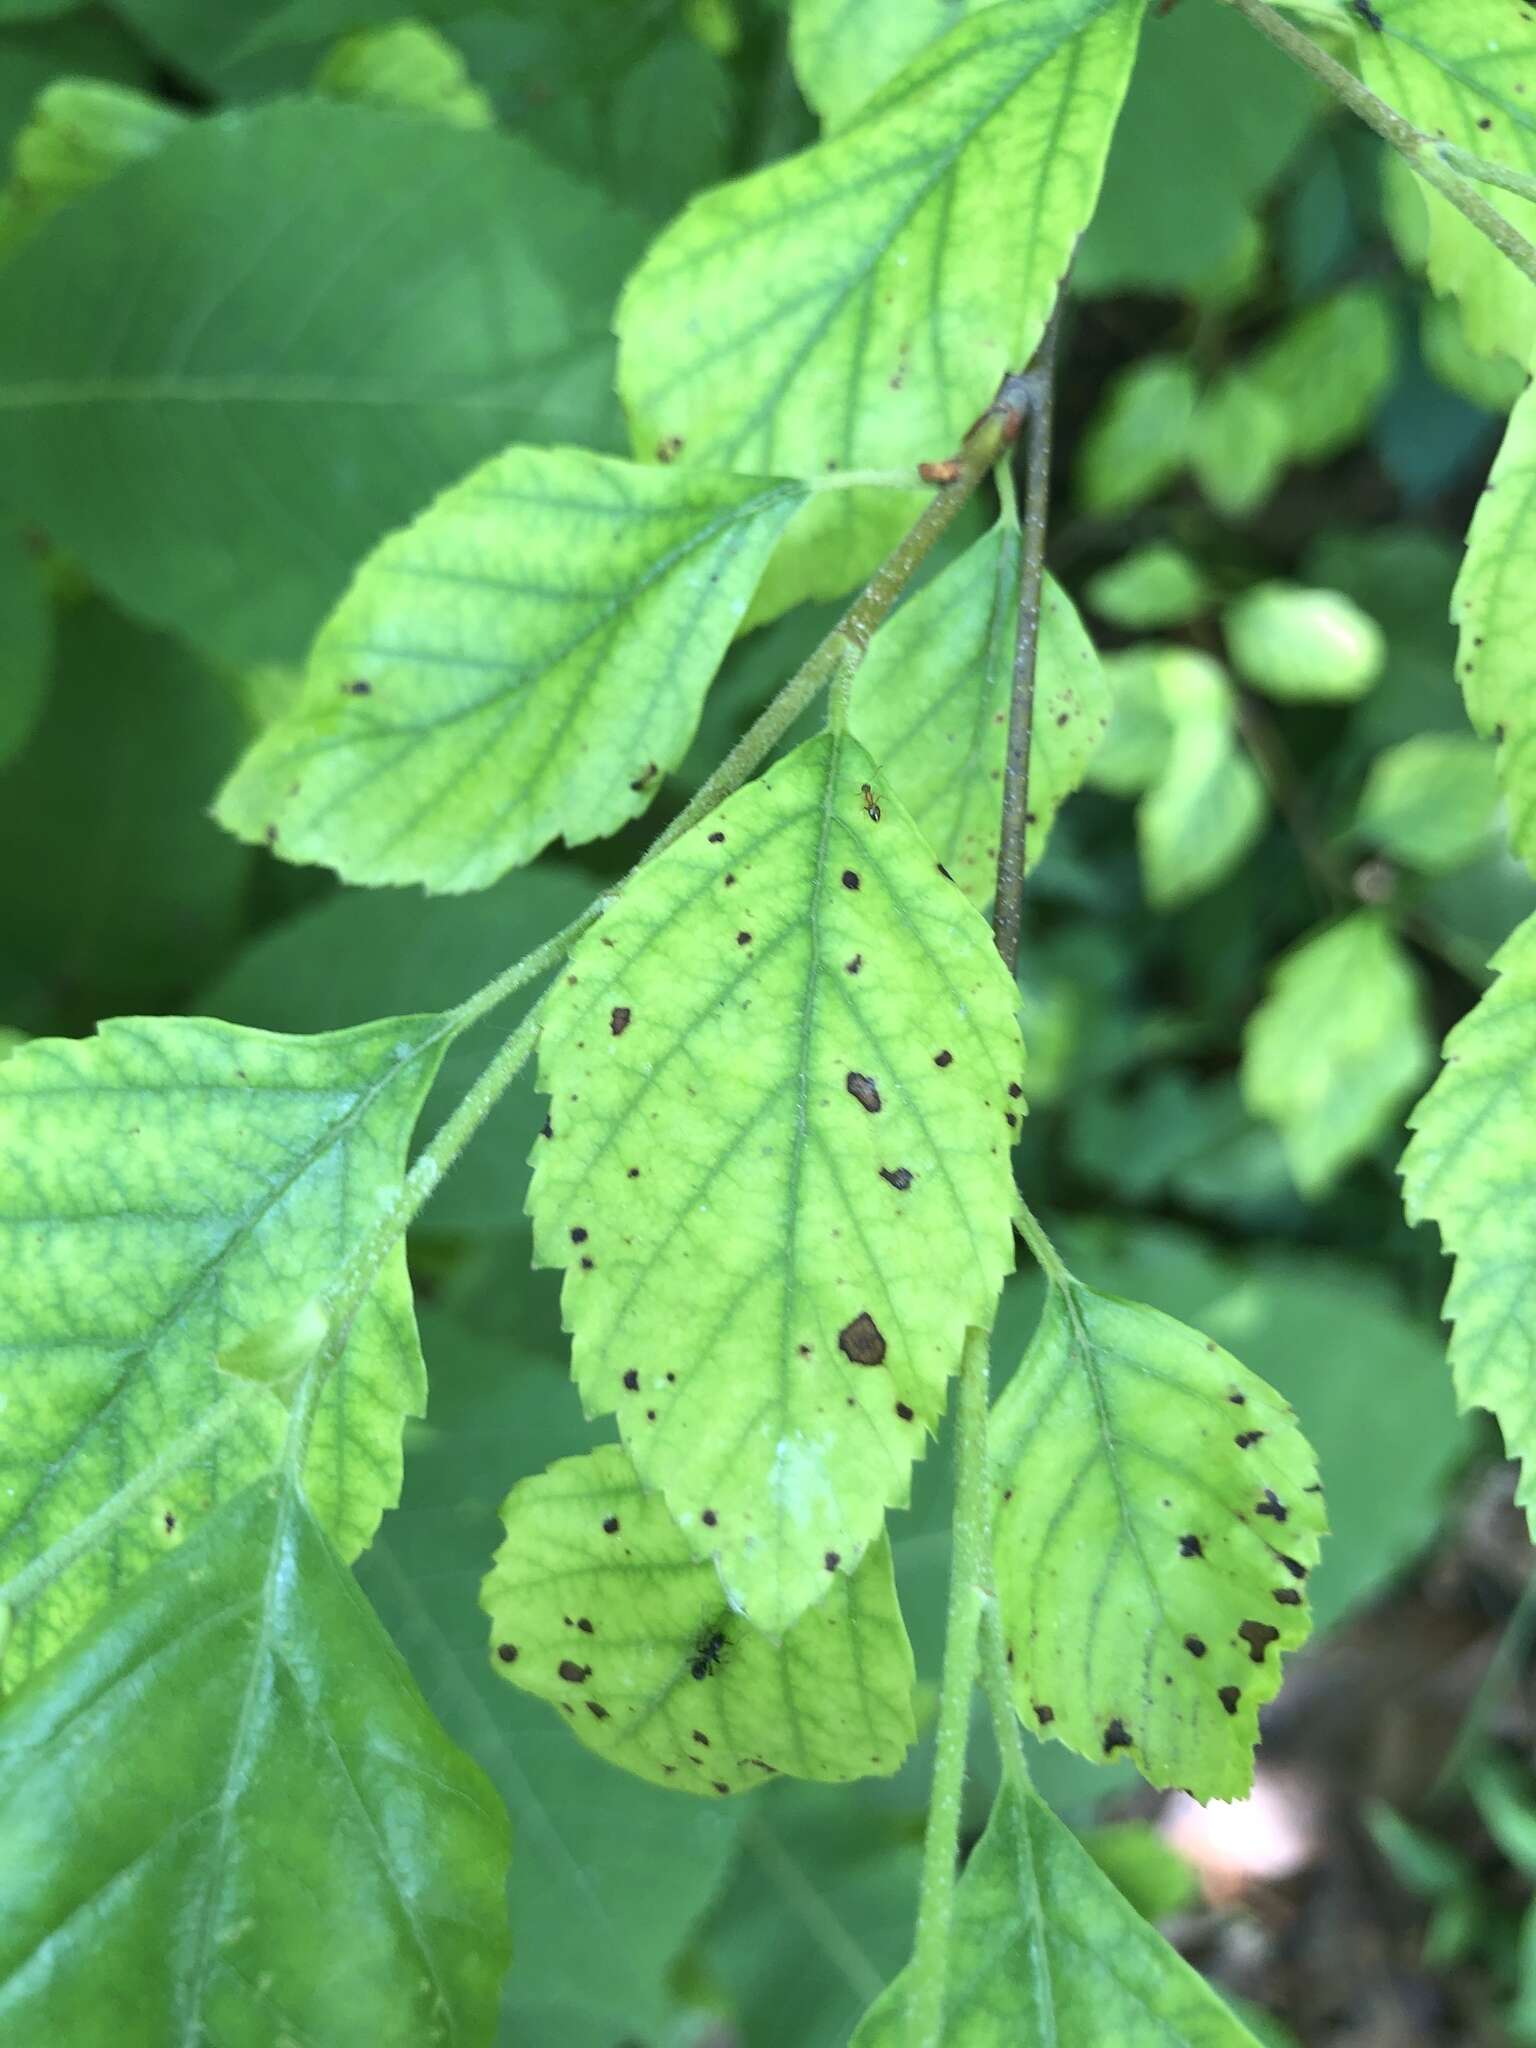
[2,1,1535,2042]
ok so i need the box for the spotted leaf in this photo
[216,448,807,892]
[482,1443,916,1794]
[992,1279,1325,1801]
[530,728,1023,1636]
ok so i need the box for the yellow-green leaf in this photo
[992,1281,1325,1802]
[530,730,1023,1635]
[482,1443,916,1794]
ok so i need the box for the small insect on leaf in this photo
[860,782,881,821]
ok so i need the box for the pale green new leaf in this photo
[1087,647,1175,798]
[1403,912,1536,1522]
[1137,652,1266,909]
[1357,734,1502,875]
[313,20,494,127]
[1085,543,1210,631]
[1188,370,1288,521]
[991,1281,1324,1802]
[849,521,1109,907]
[0,1012,447,1684]
[1224,583,1385,703]
[1248,284,1397,462]
[0,1474,511,2046]
[216,448,806,891]
[1355,2,1536,364]
[531,729,1024,1635]
[789,0,990,129]
[851,1779,1263,2044]
[619,0,1142,606]
[1076,354,1197,516]
[1243,913,1431,1197]
[483,1443,916,1793]
[0,76,185,254]
[1453,375,1536,872]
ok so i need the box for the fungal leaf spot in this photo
[529,729,1023,1635]
[483,1444,917,1793]
[991,1280,1325,1801]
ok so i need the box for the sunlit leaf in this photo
[849,520,1109,907]
[1224,583,1385,703]
[991,1280,1324,1802]
[1076,354,1196,515]
[851,1778,1264,2042]
[1453,374,1536,872]
[313,19,494,126]
[1188,370,1288,521]
[216,448,806,891]
[1137,651,1266,909]
[0,1011,447,1684]
[531,729,1023,1635]
[1403,911,1536,1524]
[483,1442,916,1793]
[619,0,1142,605]
[1248,284,1397,461]
[1244,913,1430,1197]
[1085,544,1210,632]
[0,1474,511,2045]
[788,0,990,129]
[1354,2,1536,364]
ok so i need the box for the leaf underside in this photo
[991,1281,1325,1802]
[1403,912,1536,1522]
[851,1778,1262,2044]
[0,1012,444,1685]
[217,447,807,892]
[530,729,1023,1636]
[482,1443,916,1794]
[849,523,1109,909]
[0,1475,511,2047]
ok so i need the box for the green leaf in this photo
[313,19,494,127]
[1452,375,1536,872]
[1243,913,1430,1197]
[0,75,184,249]
[1224,583,1386,703]
[0,99,644,665]
[531,728,1024,1635]
[991,1279,1324,1802]
[483,1441,916,1793]
[201,856,594,1236]
[618,0,1143,605]
[358,1307,742,2047]
[1421,296,1527,415]
[1138,651,1267,909]
[1188,371,1289,521]
[0,1009,448,1684]
[1085,543,1210,632]
[0,599,248,1010]
[216,449,806,890]
[1075,355,1196,516]
[1080,1820,1199,1922]
[1354,1,1536,364]
[0,1473,512,2045]
[1356,733,1502,874]
[851,1778,1264,2043]
[1403,911,1536,1523]
[1074,0,1318,302]
[788,0,989,129]
[849,521,1109,908]
[1087,647,1175,798]
[0,528,48,767]
[1247,285,1397,462]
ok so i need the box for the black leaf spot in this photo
[846,1072,882,1113]
[1218,1685,1241,1715]
[558,1660,590,1684]
[1034,1703,1054,1725]
[570,1226,588,1244]
[1103,1719,1132,1754]
[1256,1489,1288,1522]
[602,1516,620,1534]
[610,1006,631,1036]
[622,1369,639,1391]
[1273,1587,1302,1606]
[841,870,860,890]
[702,1508,718,1527]
[1238,1620,1280,1664]
[934,1050,953,1068]
[1178,1534,1204,1558]
[496,1643,518,1664]
[586,1700,609,1720]
[894,1401,914,1422]
[824,1550,841,1571]
[1234,1431,1265,1450]
[879,1166,913,1191]
[839,1313,887,1365]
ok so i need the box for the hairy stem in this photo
[993,311,1061,976]
[1220,0,1536,292]
[1436,142,1536,210]
[907,1326,993,2046]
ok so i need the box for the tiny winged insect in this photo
[690,1626,728,1681]
[860,782,881,822]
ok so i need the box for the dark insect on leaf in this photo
[689,1627,728,1681]
[1350,0,1384,28]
